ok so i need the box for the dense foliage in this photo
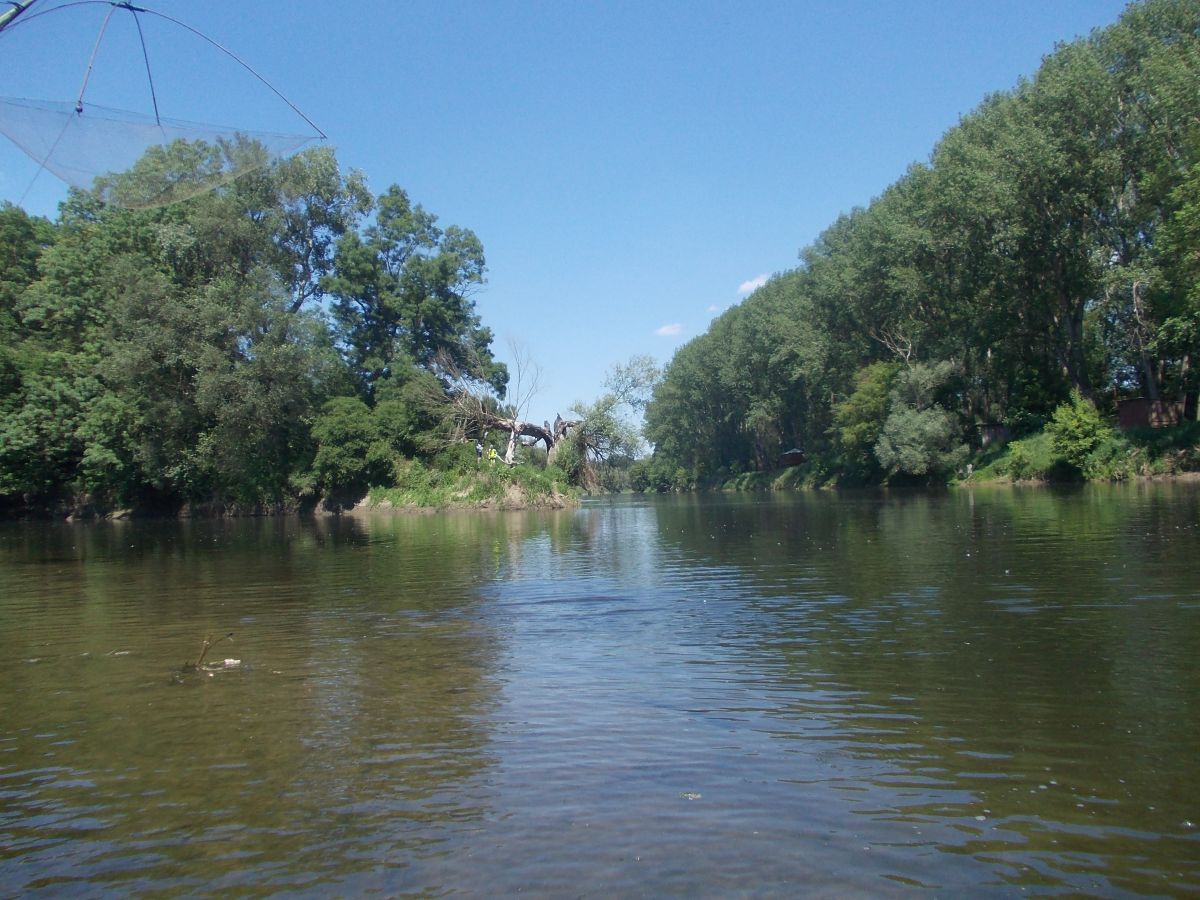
[645,0,1200,486]
[0,146,524,515]
[6,0,1199,511]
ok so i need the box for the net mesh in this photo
[0,2,323,209]
[0,97,316,207]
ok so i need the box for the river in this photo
[1,484,1198,896]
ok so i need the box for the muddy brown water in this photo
[2,485,1198,896]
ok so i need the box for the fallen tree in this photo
[419,347,580,464]
[425,349,645,485]
[447,389,580,465]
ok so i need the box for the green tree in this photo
[644,0,1200,484]
[325,185,506,399]
[1156,160,1200,404]
[310,396,394,497]
[1046,391,1115,473]
[556,393,643,489]
[874,361,968,480]
[605,353,661,412]
[1,145,369,511]
[830,361,899,480]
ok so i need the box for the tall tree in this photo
[325,186,506,399]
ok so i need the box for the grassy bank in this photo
[361,458,578,511]
[966,421,1200,484]
[709,421,1200,492]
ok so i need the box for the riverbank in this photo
[1,460,578,521]
[705,421,1200,493]
[344,459,578,513]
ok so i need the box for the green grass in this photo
[721,471,773,491]
[717,466,820,492]
[969,432,1057,482]
[1123,421,1200,475]
[365,459,577,510]
[965,420,1200,483]
[771,466,813,490]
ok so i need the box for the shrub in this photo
[629,457,680,493]
[1082,432,1137,480]
[1123,421,1200,474]
[831,362,899,474]
[875,406,968,479]
[1046,392,1114,473]
[311,397,391,495]
[1002,433,1055,481]
[872,361,968,481]
[434,441,478,473]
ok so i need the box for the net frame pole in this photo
[75,1,118,113]
[0,1,38,33]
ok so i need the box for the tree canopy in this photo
[0,146,510,514]
[5,0,1199,511]
[645,0,1200,485]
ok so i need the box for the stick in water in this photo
[195,632,234,668]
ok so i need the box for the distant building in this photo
[1117,398,1184,429]
[780,448,806,467]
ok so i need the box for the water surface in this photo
[1,485,1198,895]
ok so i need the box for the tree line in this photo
[642,0,1200,487]
[0,143,567,516]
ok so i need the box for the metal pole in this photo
[0,1,39,34]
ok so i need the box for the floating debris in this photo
[190,632,233,669]
[173,632,237,681]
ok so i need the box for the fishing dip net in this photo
[0,1,325,208]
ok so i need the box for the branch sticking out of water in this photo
[195,632,233,668]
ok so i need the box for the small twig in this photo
[195,632,233,668]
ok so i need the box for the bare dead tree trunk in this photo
[427,348,580,462]
[505,427,518,464]
[443,389,579,462]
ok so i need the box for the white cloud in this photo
[706,304,721,313]
[655,323,682,336]
[737,274,769,295]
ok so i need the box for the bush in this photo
[1003,433,1055,481]
[1046,392,1115,474]
[831,361,899,478]
[311,397,392,495]
[1046,393,1128,480]
[434,441,479,474]
[872,361,968,481]
[596,464,629,493]
[1081,432,1137,480]
[629,457,682,493]
[1123,421,1200,474]
[875,406,968,479]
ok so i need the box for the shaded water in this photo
[1,484,1198,896]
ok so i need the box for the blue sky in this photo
[0,0,1131,420]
